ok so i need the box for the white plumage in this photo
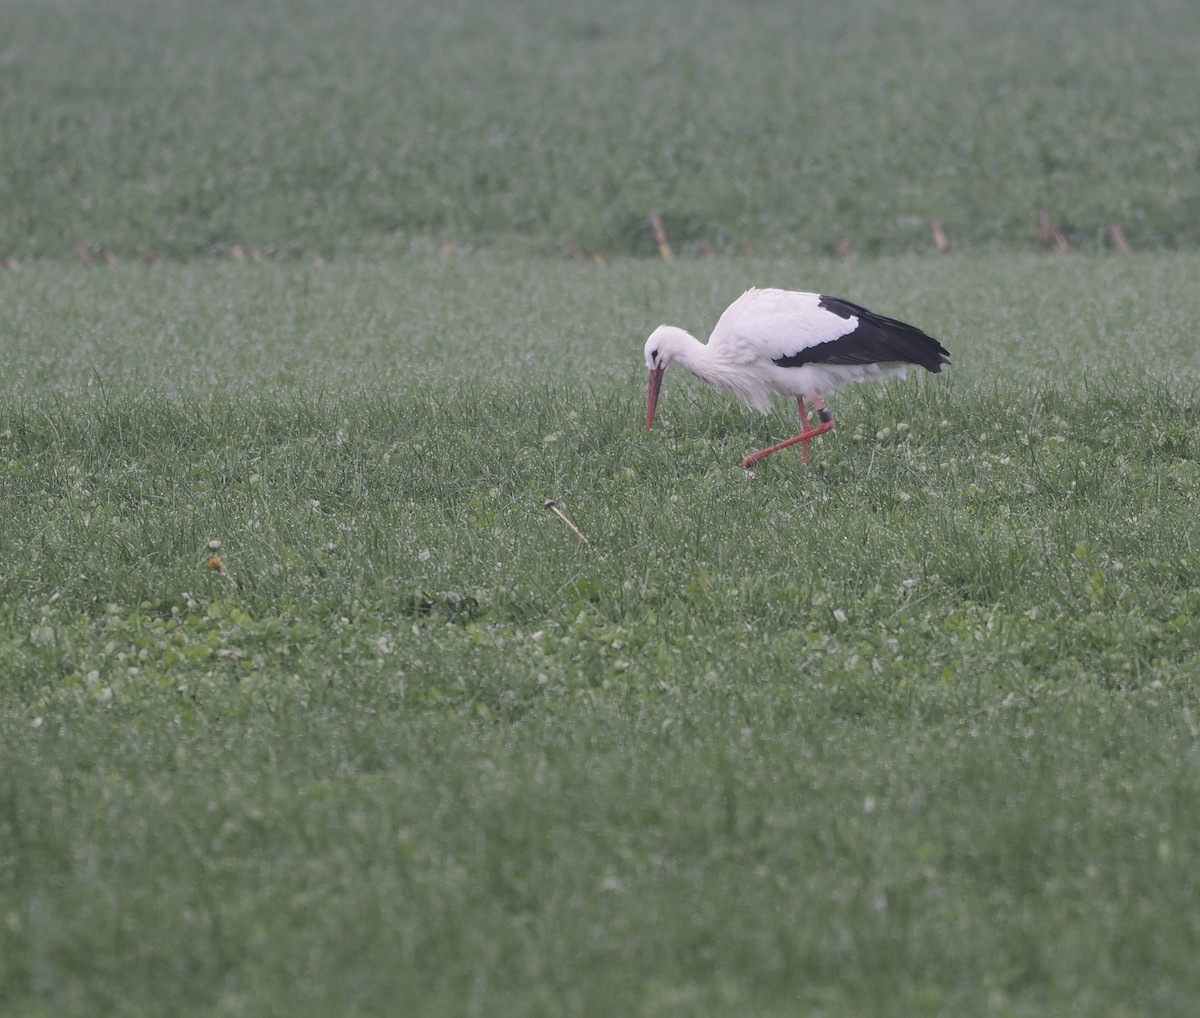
[644,288,949,468]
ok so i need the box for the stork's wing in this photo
[708,289,853,363]
[772,296,950,373]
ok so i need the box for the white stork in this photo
[643,288,950,468]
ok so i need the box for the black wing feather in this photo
[773,296,951,373]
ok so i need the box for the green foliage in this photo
[2,254,1200,1015]
[2,0,1200,258]
[4,3,1198,1011]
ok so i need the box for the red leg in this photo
[740,396,836,469]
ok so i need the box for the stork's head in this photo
[643,326,688,429]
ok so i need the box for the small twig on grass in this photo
[544,499,590,546]
[931,218,950,253]
[1038,210,1071,253]
[1109,224,1132,254]
[649,212,673,262]
[836,237,856,262]
[1038,210,1054,250]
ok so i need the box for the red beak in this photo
[646,366,665,429]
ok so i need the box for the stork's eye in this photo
[650,349,659,363]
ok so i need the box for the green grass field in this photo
[4,254,1200,1016]
[3,0,1200,259]
[4,0,1200,1015]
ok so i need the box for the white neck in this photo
[656,325,747,390]
[649,324,774,412]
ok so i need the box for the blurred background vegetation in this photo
[2,0,1198,261]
